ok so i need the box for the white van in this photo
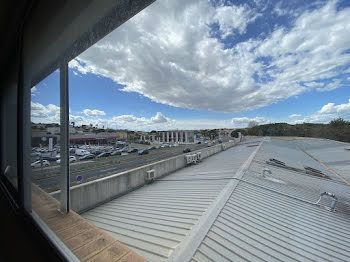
[75,149,90,156]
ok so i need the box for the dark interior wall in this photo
[1,48,19,186]
[0,186,63,262]
[0,51,62,261]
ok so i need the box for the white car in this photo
[30,152,41,157]
[56,156,77,164]
[31,160,50,168]
[75,149,90,156]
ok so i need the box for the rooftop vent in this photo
[315,192,338,211]
[261,167,286,184]
[185,153,202,165]
[146,169,155,182]
[196,152,202,162]
[268,158,286,166]
[192,154,198,163]
[185,155,193,165]
[304,166,327,178]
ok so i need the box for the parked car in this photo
[128,148,138,153]
[56,156,77,164]
[197,141,202,144]
[30,152,41,157]
[147,146,156,150]
[42,156,58,161]
[183,148,191,153]
[111,151,122,156]
[207,142,212,147]
[116,141,127,149]
[97,152,111,158]
[79,154,95,160]
[120,147,129,152]
[138,149,149,155]
[92,150,103,155]
[75,149,90,156]
[31,160,50,168]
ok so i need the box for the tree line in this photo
[231,118,350,142]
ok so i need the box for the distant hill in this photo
[232,118,350,143]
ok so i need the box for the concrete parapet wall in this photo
[51,140,237,213]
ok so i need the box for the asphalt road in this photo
[34,143,209,191]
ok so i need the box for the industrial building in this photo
[2,1,350,262]
[82,137,350,262]
[140,130,196,143]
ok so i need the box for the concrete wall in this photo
[51,140,238,213]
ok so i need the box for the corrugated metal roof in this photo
[191,138,350,262]
[295,138,350,181]
[83,137,350,262]
[192,181,350,262]
[83,141,259,261]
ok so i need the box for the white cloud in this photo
[318,78,344,92]
[69,59,89,74]
[151,112,168,123]
[30,102,271,130]
[214,4,260,38]
[31,102,60,122]
[272,2,288,16]
[288,114,301,119]
[70,0,350,114]
[296,99,350,123]
[319,100,350,114]
[31,86,37,97]
[83,109,106,117]
[304,82,323,88]
[109,112,173,130]
[31,102,174,130]
[231,117,269,127]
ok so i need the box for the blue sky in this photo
[31,0,350,130]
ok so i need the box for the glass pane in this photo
[68,1,350,261]
[31,70,62,198]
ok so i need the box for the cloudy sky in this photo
[31,0,350,131]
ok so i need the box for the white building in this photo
[47,125,77,134]
[155,130,195,143]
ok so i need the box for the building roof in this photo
[69,134,122,141]
[83,137,350,262]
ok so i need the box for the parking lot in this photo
[32,141,215,192]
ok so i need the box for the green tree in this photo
[231,129,247,138]
[329,117,350,127]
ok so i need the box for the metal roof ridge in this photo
[167,140,264,262]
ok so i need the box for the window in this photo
[2,1,350,262]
